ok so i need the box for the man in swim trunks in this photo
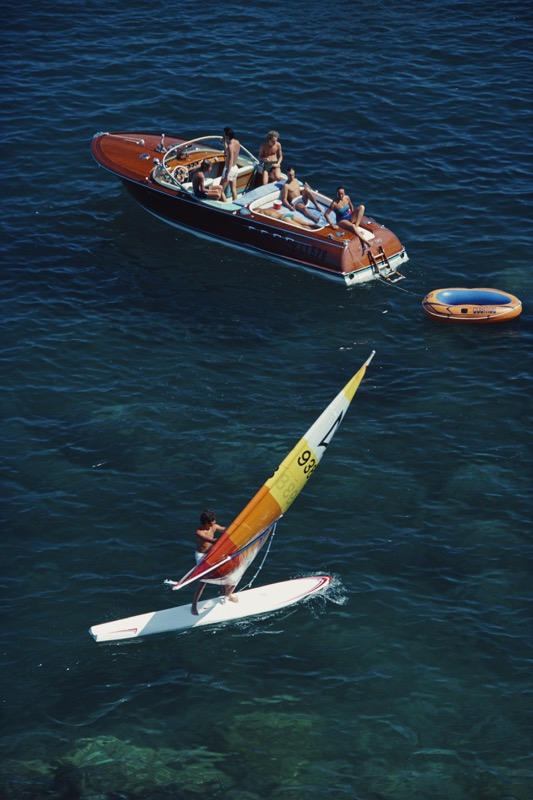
[191,510,237,614]
[258,130,283,184]
[192,160,228,201]
[220,126,240,201]
[280,167,323,222]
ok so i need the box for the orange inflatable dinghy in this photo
[422,288,522,323]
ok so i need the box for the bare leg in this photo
[207,188,228,202]
[220,175,237,201]
[225,584,238,603]
[352,203,365,227]
[191,582,206,615]
[271,166,282,183]
[339,204,371,247]
[302,183,322,212]
[294,201,319,222]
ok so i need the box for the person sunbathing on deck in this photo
[281,167,323,222]
[260,207,319,229]
[192,160,228,202]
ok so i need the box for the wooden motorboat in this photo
[422,287,522,323]
[91,132,408,287]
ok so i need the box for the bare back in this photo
[225,138,240,170]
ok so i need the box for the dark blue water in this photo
[2,1,532,797]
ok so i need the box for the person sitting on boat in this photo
[258,130,283,185]
[324,187,374,251]
[192,160,228,202]
[281,167,323,222]
[220,126,240,201]
[192,510,237,614]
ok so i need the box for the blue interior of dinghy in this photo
[436,289,511,306]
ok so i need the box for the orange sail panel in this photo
[172,352,375,591]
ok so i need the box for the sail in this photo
[171,352,375,591]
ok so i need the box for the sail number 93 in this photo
[298,450,317,479]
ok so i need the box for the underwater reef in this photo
[1,711,532,799]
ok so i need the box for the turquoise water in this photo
[2,1,532,798]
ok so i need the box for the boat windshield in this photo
[163,136,258,170]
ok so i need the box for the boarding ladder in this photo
[368,246,405,283]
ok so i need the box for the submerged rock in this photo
[1,735,233,798]
[219,709,322,793]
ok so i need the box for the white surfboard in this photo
[89,575,331,643]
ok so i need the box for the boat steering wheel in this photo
[173,165,189,184]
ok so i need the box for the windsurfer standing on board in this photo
[192,510,238,614]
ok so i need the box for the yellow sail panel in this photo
[266,351,375,513]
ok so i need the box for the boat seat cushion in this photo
[234,182,284,207]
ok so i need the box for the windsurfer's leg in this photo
[225,585,238,603]
[191,582,206,615]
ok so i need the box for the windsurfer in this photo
[192,510,238,614]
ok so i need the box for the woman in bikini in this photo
[324,186,372,250]
[258,131,283,185]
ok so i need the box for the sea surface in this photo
[2,1,532,798]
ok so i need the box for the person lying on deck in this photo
[192,160,228,202]
[281,167,323,222]
[258,207,319,229]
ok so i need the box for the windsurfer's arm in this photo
[196,529,217,545]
